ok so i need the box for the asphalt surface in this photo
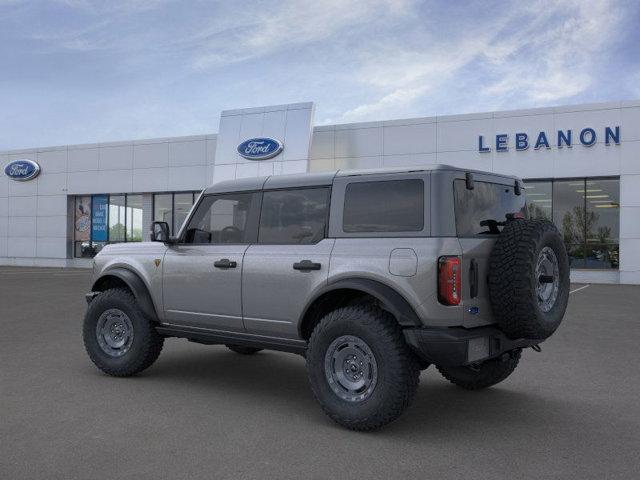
[1,267,639,480]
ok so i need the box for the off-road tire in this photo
[437,349,521,390]
[83,288,164,377]
[488,219,570,340]
[306,305,420,431]
[226,345,262,355]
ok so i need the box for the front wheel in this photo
[306,305,420,431]
[83,288,164,377]
[436,349,521,390]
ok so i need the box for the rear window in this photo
[454,180,526,236]
[343,179,424,233]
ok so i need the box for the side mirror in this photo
[150,221,170,242]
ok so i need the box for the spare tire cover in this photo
[488,219,570,340]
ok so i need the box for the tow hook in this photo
[531,344,542,352]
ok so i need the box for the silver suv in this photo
[83,165,570,430]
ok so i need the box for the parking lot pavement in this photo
[1,267,639,480]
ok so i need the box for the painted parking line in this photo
[570,284,590,294]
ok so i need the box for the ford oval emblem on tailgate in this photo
[237,137,283,160]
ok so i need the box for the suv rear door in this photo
[453,177,526,328]
[242,186,333,339]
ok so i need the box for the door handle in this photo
[293,260,321,271]
[214,258,237,269]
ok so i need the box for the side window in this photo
[184,193,255,244]
[343,179,424,232]
[258,188,329,244]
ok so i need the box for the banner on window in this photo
[91,195,108,242]
[74,196,91,242]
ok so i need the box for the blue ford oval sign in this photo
[237,137,283,160]
[4,159,41,181]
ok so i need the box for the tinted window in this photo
[343,179,424,233]
[184,193,254,244]
[454,180,526,236]
[259,188,329,244]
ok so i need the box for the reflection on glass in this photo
[154,193,173,232]
[524,181,552,220]
[584,179,619,269]
[109,195,126,242]
[174,193,194,235]
[554,180,587,268]
[126,194,143,242]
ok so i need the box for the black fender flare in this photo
[299,278,421,331]
[92,267,159,322]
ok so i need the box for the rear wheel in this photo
[226,344,262,355]
[437,349,521,390]
[83,288,164,377]
[306,305,420,431]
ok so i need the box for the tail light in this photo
[438,256,461,305]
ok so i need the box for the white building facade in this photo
[1,100,639,284]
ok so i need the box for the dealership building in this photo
[1,100,639,284]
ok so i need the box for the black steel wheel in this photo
[83,288,164,377]
[307,304,419,431]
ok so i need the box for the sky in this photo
[1,0,639,150]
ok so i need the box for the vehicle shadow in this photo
[129,344,595,439]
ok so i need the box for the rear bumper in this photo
[403,325,540,367]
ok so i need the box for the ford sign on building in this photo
[237,138,283,160]
[1,100,640,286]
[4,159,40,181]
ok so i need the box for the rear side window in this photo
[454,180,526,236]
[258,188,329,244]
[343,179,424,232]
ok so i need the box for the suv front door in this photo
[242,187,334,339]
[162,192,260,332]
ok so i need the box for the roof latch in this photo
[465,172,474,190]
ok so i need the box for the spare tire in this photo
[488,219,570,340]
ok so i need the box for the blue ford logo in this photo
[4,159,41,181]
[237,137,283,160]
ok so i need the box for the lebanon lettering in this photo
[478,126,620,152]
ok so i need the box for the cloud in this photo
[481,0,622,104]
[191,0,416,69]
[334,0,626,122]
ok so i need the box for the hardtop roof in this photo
[202,164,519,194]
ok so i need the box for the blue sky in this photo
[1,0,639,150]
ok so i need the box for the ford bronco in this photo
[83,166,569,430]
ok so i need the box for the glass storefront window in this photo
[154,193,173,232]
[525,181,552,221]
[554,180,590,268]
[73,193,148,258]
[126,195,143,242]
[585,179,619,269]
[109,195,126,243]
[174,193,195,235]
[153,191,199,235]
[524,177,620,270]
